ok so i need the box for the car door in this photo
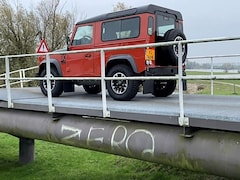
[65,24,94,77]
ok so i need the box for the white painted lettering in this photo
[126,129,155,157]
[61,124,82,140]
[111,125,127,151]
[87,126,104,146]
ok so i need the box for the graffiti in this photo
[61,124,82,140]
[87,127,104,146]
[61,124,155,157]
[111,125,155,157]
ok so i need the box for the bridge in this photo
[0,87,239,132]
[0,37,240,178]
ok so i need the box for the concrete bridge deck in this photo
[0,87,239,132]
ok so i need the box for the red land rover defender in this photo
[38,4,187,101]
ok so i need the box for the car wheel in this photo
[152,80,176,97]
[107,65,139,101]
[83,84,101,94]
[164,29,187,66]
[39,68,63,97]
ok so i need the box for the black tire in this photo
[164,29,187,66]
[39,68,63,97]
[83,84,101,94]
[107,65,139,101]
[152,80,176,97]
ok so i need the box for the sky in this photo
[13,0,240,62]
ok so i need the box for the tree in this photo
[0,0,38,55]
[222,63,233,72]
[0,0,39,76]
[113,2,131,12]
[35,0,74,51]
[0,0,81,76]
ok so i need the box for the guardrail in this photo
[0,66,38,88]
[0,36,240,127]
[187,54,240,95]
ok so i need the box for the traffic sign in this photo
[36,39,49,53]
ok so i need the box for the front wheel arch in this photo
[38,59,62,77]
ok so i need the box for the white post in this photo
[5,56,13,108]
[45,54,55,112]
[210,57,214,95]
[100,49,110,117]
[20,70,23,88]
[178,42,189,126]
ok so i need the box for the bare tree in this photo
[0,0,83,78]
[113,2,131,12]
[0,0,38,55]
[36,0,74,51]
[0,0,40,77]
[222,63,233,73]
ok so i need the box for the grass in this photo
[186,71,240,95]
[0,133,229,180]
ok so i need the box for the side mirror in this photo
[66,33,72,51]
[66,32,72,45]
[66,36,70,46]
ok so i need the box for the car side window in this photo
[156,14,175,37]
[102,17,140,41]
[148,16,154,35]
[72,25,93,45]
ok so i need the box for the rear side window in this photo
[156,15,175,37]
[148,16,154,35]
[102,17,140,41]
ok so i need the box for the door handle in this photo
[85,53,92,58]
[61,55,66,64]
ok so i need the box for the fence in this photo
[0,36,240,127]
[0,66,38,88]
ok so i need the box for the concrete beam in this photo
[0,108,240,178]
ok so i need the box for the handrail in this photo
[0,36,240,127]
[187,53,240,95]
[0,66,38,88]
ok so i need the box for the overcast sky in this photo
[15,0,240,60]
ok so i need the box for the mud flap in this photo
[183,71,187,91]
[143,80,154,94]
[63,81,75,92]
[183,79,187,91]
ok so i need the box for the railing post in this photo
[210,57,214,95]
[178,42,189,126]
[5,56,14,108]
[45,53,55,112]
[100,49,110,117]
[20,70,23,88]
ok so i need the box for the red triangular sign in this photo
[37,39,50,53]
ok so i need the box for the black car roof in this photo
[76,4,183,25]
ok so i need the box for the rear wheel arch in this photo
[106,55,138,75]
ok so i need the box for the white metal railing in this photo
[0,66,38,88]
[1,36,240,127]
[187,54,240,95]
